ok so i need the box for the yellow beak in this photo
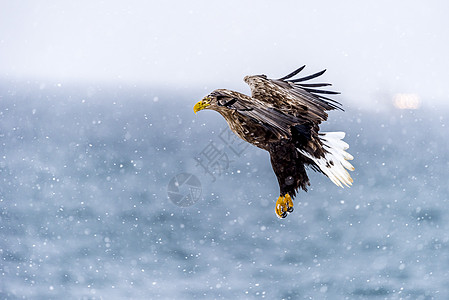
[193,101,210,114]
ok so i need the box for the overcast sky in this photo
[1,1,448,109]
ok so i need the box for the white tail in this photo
[298,132,354,187]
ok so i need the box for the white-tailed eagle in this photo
[193,66,354,218]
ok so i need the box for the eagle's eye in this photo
[202,96,212,104]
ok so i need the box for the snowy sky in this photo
[1,1,448,108]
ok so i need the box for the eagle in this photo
[193,66,354,218]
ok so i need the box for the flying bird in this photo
[193,66,354,218]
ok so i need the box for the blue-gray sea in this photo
[1,82,448,299]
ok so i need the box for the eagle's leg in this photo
[275,193,294,219]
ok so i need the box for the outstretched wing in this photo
[244,66,342,125]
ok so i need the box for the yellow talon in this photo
[275,196,287,218]
[275,194,294,219]
[285,194,294,213]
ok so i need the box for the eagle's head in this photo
[193,90,236,114]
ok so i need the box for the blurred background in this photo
[1,0,449,110]
[1,1,449,299]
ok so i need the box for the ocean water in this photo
[1,82,448,299]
